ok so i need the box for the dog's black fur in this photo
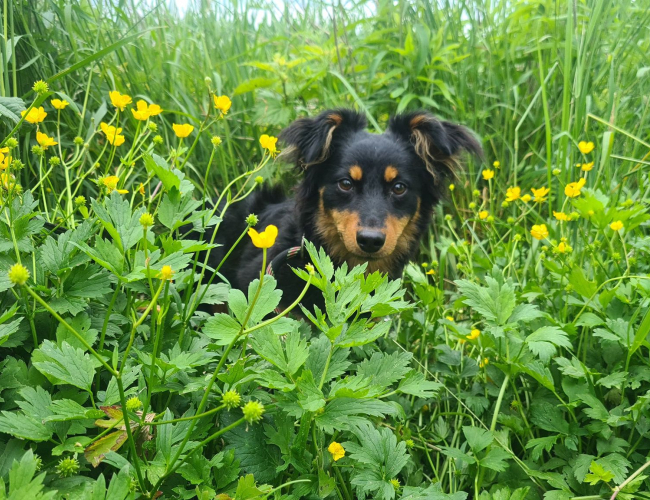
[208,109,481,310]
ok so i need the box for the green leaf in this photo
[398,370,443,398]
[84,430,128,468]
[0,411,52,442]
[55,312,98,350]
[316,398,398,433]
[203,313,241,345]
[438,446,476,464]
[526,326,572,363]
[295,370,326,412]
[584,461,614,485]
[480,447,511,472]
[143,153,182,191]
[456,274,516,325]
[0,97,26,124]
[32,340,96,393]
[6,450,56,500]
[530,402,570,435]
[234,474,272,499]
[568,267,598,299]
[462,426,493,452]
[233,77,277,95]
[45,399,104,422]
[357,351,413,389]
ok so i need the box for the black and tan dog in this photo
[209,109,481,310]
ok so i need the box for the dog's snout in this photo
[356,229,386,254]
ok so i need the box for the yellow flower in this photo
[1,172,16,190]
[493,160,500,168]
[0,154,10,171]
[565,178,586,198]
[328,442,345,461]
[248,224,278,249]
[131,100,151,121]
[556,241,571,253]
[478,210,488,220]
[109,91,132,111]
[36,132,58,150]
[21,106,47,124]
[521,194,532,203]
[51,99,69,110]
[482,169,494,180]
[479,357,489,368]
[260,134,279,157]
[173,123,194,138]
[148,103,162,116]
[138,183,145,195]
[426,269,435,275]
[159,265,174,280]
[102,175,128,194]
[610,220,624,231]
[445,316,454,322]
[467,329,480,340]
[553,211,570,222]
[100,122,125,147]
[578,141,594,155]
[505,186,521,202]
[214,95,232,114]
[530,224,549,240]
[448,184,455,191]
[531,186,550,203]
[580,161,595,172]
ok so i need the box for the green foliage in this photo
[1,0,650,498]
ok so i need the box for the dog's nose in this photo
[356,230,386,254]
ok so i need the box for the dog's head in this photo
[280,109,482,274]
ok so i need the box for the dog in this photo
[207,109,482,311]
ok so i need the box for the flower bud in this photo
[153,135,163,145]
[243,401,265,424]
[5,137,18,149]
[507,217,515,224]
[126,397,142,411]
[468,202,477,209]
[501,201,509,208]
[448,184,455,191]
[222,390,241,409]
[139,212,154,228]
[8,263,30,285]
[49,157,61,166]
[552,168,561,176]
[147,122,158,133]
[31,145,45,156]
[246,213,258,226]
[255,176,264,184]
[55,456,79,478]
[211,136,222,147]
[74,136,84,146]
[74,195,86,207]
[32,80,49,94]
[472,189,480,198]
[444,214,452,221]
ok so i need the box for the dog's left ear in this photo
[279,109,367,169]
[388,111,482,182]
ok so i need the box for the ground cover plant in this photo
[1,0,650,498]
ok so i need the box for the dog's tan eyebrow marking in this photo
[349,165,363,181]
[384,166,398,183]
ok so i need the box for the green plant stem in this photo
[115,375,147,492]
[148,405,226,426]
[23,284,117,376]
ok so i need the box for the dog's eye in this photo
[392,182,407,195]
[338,179,353,192]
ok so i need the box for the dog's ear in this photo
[388,111,482,182]
[279,109,367,168]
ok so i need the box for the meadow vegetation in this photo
[1,0,650,498]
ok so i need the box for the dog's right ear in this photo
[279,109,367,169]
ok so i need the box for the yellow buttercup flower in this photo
[578,141,594,155]
[148,103,162,116]
[610,220,624,231]
[426,269,435,275]
[173,123,194,138]
[521,194,532,203]
[328,442,345,462]
[493,161,500,168]
[531,186,549,203]
[553,211,569,222]
[131,100,150,121]
[159,265,174,281]
[102,175,128,194]
[482,169,494,180]
[21,106,47,124]
[478,210,488,220]
[248,224,278,249]
[138,183,145,195]
[479,357,489,368]
[214,95,232,115]
[109,91,132,111]
[259,134,279,157]
[556,241,570,253]
[565,178,586,198]
[445,316,454,322]
[36,132,58,150]
[0,154,10,171]
[530,224,549,240]
[100,122,125,147]
[505,186,521,202]
[467,329,480,340]
[580,161,595,172]
[51,99,69,110]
